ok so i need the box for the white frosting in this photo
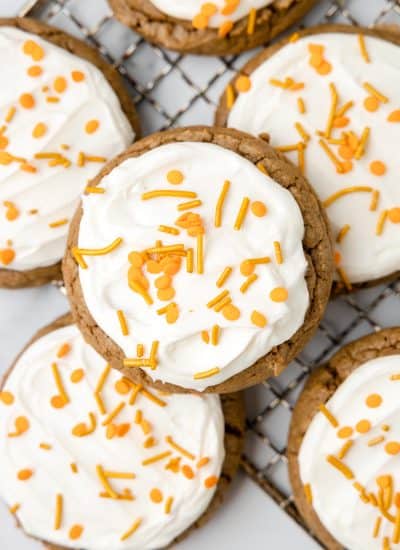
[0,27,134,272]
[77,141,309,390]
[228,32,400,284]
[150,0,274,27]
[0,323,224,550]
[299,355,400,550]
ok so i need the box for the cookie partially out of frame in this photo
[63,125,333,394]
[0,313,244,550]
[288,328,400,550]
[216,24,400,293]
[109,0,319,55]
[0,17,140,289]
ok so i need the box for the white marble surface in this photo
[0,0,396,549]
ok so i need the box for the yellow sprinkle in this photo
[95,364,111,394]
[304,483,312,504]
[298,143,305,174]
[96,465,118,499]
[338,439,353,459]
[354,127,370,160]
[54,494,63,530]
[326,455,354,479]
[165,496,174,514]
[216,266,232,288]
[274,241,283,264]
[5,107,16,123]
[376,210,388,236]
[9,503,20,515]
[226,84,235,109]
[337,266,352,292]
[318,139,344,173]
[358,34,370,63]
[234,197,250,230]
[85,186,105,194]
[295,122,310,143]
[336,101,354,117]
[117,310,129,336]
[129,281,153,306]
[49,218,68,228]
[101,402,125,426]
[207,290,229,308]
[197,233,204,274]
[72,237,123,270]
[336,224,350,243]
[325,83,338,139]
[201,330,209,344]
[297,97,306,114]
[194,367,220,380]
[393,508,400,543]
[214,296,232,312]
[166,435,195,460]
[140,387,166,407]
[247,7,256,35]
[370,190,380,211]
[323,186,373,208]
[373,516,382,538]
[142,190,197,200]
[39,443,52,450]
[158,225,180,235]
[177,199,203,211]
[186,247,194,273]
[363,82,388,103]
[211,324,220,346]
[104,471,135,480]
[240,273,258,293]
[51,362,69,405]
[256,161,268,174]
[70,463,78,474]
[94,392,106,415]
[215,180,230,228]
[129,383,143,405]
[275,143,302,153]
[146,244,184,254]
[120,518,142,541]
[248,256,270,265]
[142,451,172,466]
[136,344,144,358]
[123,358,156,368]
[368,436,385,447]
[318,403,338,427]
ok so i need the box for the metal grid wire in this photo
[17,0,400,543]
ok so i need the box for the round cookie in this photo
[0,17,139,289]
[288,328,400,550]
[109,0,319,55]
[63,125,333,393]
[216,24,400,292]
[0,313,244,550]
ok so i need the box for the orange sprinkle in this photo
[356,419,371,434]
[13,416,30,436]
[39,443,51,451]
[69,369,84,384]
[17,469,33,481]
[364,96,380,112]
[201,2,217,16]
[27,65,42,77]
[150,488,163,503]
[235,75,251,93]
[192,13,209,30]
[205,475,218,489]
[297,97,306,114]
[72,70,85,82]
[0,248,15,265]
[9,503,20,515]
[201,330,209,344]
[70,463,78,473]
[388,208,400,224]
[85,120,99,134]
[57,343,71,358]
[337,426,353,439]
[32,122,47,138]
[182,465,195,479]
[336,224,350,244]
[385,442,400,455]
[115,379,131,395]
[326,455,354,479]
[233,197,250,230]
[221,0,239,15]
[240,273,258,293]
[215,180,230,228]
[216,266,232,288]
[370,160,386,176]
[251,310,267,328]
[218,20,233,38]
[363,82,388,104]
[5,107,16,123]
[167,170,184,184]
[334,250,341,266]
[247,7,256,35]
[270,287,288,303]
[338,439,353,459]
[142,451,172,466]
[193,367,221,380]
[225,84,235,109]
[251,201,267,217]
[54,76,67,94]
[3,201,19,221]
[69,525,84,541]
[388,110,400,123]
[222,304,240,321]
[240,260,255,276]
[366,393,382,408]
[197,457,210,468]
[318,404,338,428]
[49,218,68,228]
[19,93,35,109]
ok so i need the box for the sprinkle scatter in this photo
[227,31,400,286]
[0,324,224,548]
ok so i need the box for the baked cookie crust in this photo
[215,23,400,294]
[0,17,140,290]
[109,0,319,55]
[63,125,333,393]
[287,327,400,550]
[3,313,245,550]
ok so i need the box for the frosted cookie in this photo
[216,25,400,291]
[288,328,400,550]
[0,313,244,549]
[63,126,333,393]
[109,0,319,55]
[0,18,139,289]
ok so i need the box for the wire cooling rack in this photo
[17,0,400,544]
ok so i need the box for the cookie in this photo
[288,327,400,550]
[63,125,333,393]
[0,17,140,289]
[216,24,400,292]
[0,313,244,550]
[109,0,319,55]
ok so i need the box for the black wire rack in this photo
[16,0,400,544]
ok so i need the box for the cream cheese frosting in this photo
[299,355,400,550]
[150,0,274,28]
[227,32,400,285]
[0,323,224,550]
[76,141,309,390]
[0,26,134,272]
